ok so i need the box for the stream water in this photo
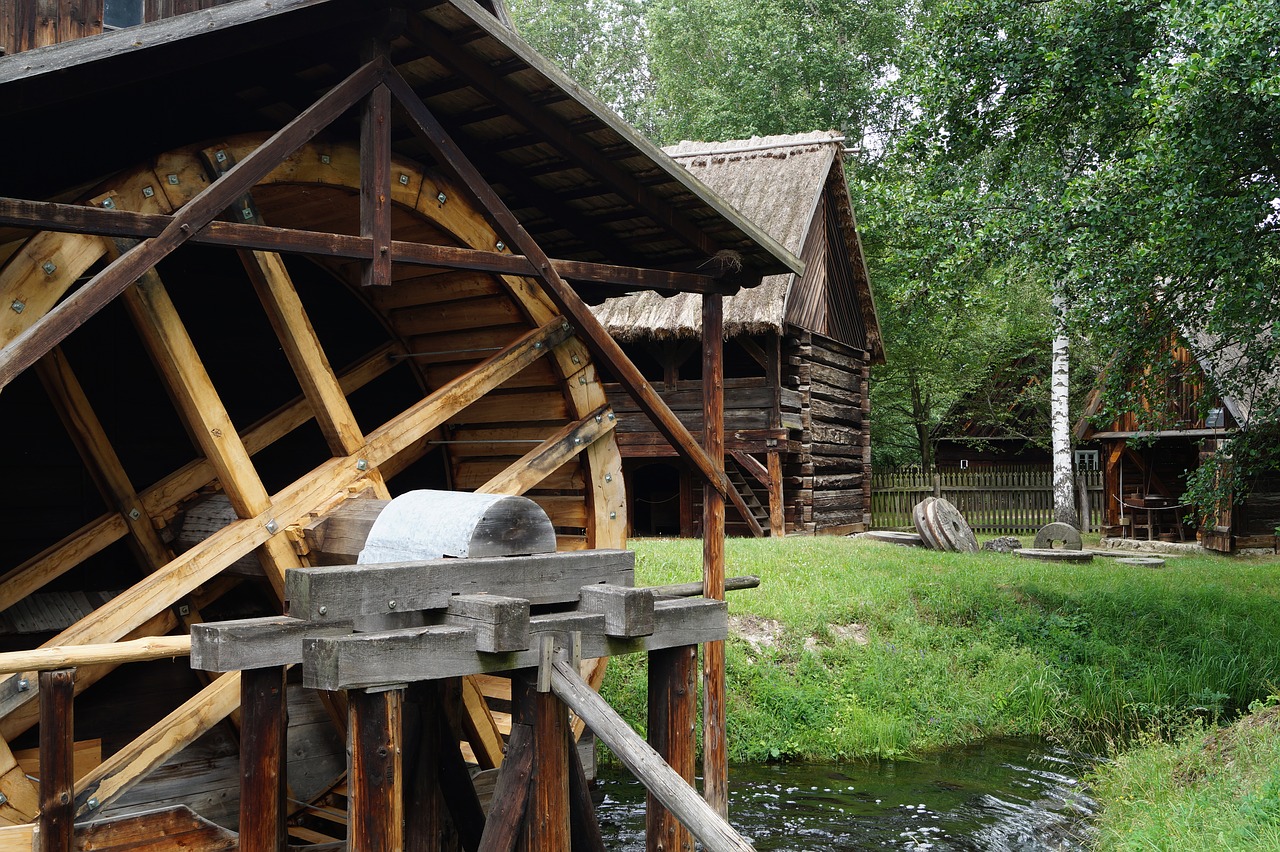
[594,738,1099,850]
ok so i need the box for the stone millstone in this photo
[1116,557,1166,568]
[863,530,927,547]
[913,498,943,551]
[1016,548,1095,563]
[1033,522,1083,551]
[927,498,979,553]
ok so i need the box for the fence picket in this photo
[870,466,1103,535]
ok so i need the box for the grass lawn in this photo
[601,535,1280,764]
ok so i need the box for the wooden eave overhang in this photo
[0,0,801,289]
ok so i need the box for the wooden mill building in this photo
[0,0,798,848]
[592,133,884,538]
[1076,333,1280,552]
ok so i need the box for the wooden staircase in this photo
[725,458,769,537]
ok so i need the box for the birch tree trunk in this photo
[1052,292,1079,526]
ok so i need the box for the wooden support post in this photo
[405,683,452,852]
[567,725,606,852]
[360,77,393,288]
[435,681,485,852]
[477,723,532,852]
[767,451,785,538]
[549,662,754,852]
[349,687,404,852]
[239,666,287,852]
[647,646,696,852]
[513,675,569,852]
[38,669,75,852]
[701,293,728,818]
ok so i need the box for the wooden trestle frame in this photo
[0,46,738,847]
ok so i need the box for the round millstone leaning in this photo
[1033,522,1084,551]
[863,530,927,547]
[913,498,943,551]
[928,498,979,553]
[1016,548,1095,563]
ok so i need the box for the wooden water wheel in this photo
[0,135,628,828]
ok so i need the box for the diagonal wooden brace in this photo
[0,58,385,391]
[382,66,732,501]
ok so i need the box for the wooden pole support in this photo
[514,675,570,851]
[0,636,190,674]
[476,723,533,852]
[239,666,287,852]
[701,291,729,818]
[647,645,696,852]
[549,661,755,852]
[39,668,75,852]
[349,687,404,852]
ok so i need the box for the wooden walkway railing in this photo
[871,466,1104,534]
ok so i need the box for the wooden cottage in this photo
[1076,334,1280,552]
[591,133,884,538]
[932,354,1054,469]
[0,0,799,847]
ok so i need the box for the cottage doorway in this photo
[629,462,684,536]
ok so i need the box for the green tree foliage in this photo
[504,0,655,127]
[641,0,902,144]
[506,0,1277,494]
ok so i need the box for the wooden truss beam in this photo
[384,66,732,501]
[477,404,616,497]
[0,57,384,391]
[0,198,734,294]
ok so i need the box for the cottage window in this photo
[1074,449,1100,471]
[103,0,144,29]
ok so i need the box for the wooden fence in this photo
[871,466,1104,535]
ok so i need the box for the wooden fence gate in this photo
[871,466,1104,535]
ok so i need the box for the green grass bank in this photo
[601,536,1280,763]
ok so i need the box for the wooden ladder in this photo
[724,460,768,537]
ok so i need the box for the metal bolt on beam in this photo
[10,300,24,314]
[87,798,100,810]
[215,150,227,163]
[265,519,279,535]
[436,191,447,204]
[356,458,369,471]
[101,198,115,209]
[128,508,142,521]
[16,679,28,692]
[0,793,8,806]
[399,174,410,185]
[167,174,180,185]
[41,261,57,275]
[321,155,331,164]
[142,186,155,198]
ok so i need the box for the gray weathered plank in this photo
[190,616,352,672]
[304,598,726,690]
[286,549,635,622]
[578,584,654,637]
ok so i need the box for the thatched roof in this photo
[590,132,882,359]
